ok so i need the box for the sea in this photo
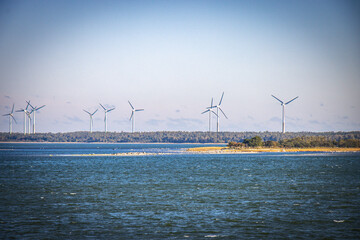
[0,143,359,239]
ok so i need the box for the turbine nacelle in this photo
[99,103,115,113]
[16,101,32,135]
[201,108,218,117]
[83,109,98,116]
[271,94,299,133]
[271,95,299,106]
[3,104,17,123]
[203,92,227,133]
[84,108,98,133]
[3,104,17,134]
[128,101,144,120]
[26,101,45,134]
[128,101,144,133]
[99,103,115,133]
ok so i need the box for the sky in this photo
[0,0,359,133]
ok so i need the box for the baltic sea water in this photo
[0,143,359,239]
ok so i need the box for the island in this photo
[188,136,360,153]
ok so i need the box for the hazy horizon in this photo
[1,0,359,133]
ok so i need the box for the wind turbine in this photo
[128,101,144,133]
[209,92,228,133]
[83,109,98,133]
[201,98,218,132]
[271,95,299,133]
[3,104,16,134]
[27,101,46,134]
[16,102,30,134]
[99,103,115,133]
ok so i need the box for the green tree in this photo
[264,140,278,148]
[243,136,263,147]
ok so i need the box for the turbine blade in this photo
[99,103,106,111]
[129,111,134,120]
[3,113,10,116]
[92,109,98,115]
[107,108,115,112]
[271,95,283,104]
[11,115,17,124]
[16,109,24,112]
[25,101,32,110]
[285,96,299,105]
[36,105,45,111]
[219,92,224,105]
[135,109,144,112]
[211,98,213,108]
[219,107,228,119]
[202,109,210,114]
[210,109,219,117]
[26,100,35,110]
[83,109,91,115]
[11,104,14,113]
[128,101,134,110]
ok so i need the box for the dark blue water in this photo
[0,143,359,239]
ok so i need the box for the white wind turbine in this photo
[16,102,30,135]
[128,101,144,133]
[83,109,98,133]
[99,103,115,133]
[27,101,46,134]
[271,95,299,133]
[209,92,228,133]
[201,98,218,132]
[3,104,16,134]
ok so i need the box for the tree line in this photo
[228,136,360,148]
[0,131,359,143]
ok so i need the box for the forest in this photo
[0,131,359,143]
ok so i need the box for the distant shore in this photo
[187,146,360,153]
[0,141,225,145]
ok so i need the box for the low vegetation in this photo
[228,136,360,148]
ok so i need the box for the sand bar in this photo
[187,146,360,154]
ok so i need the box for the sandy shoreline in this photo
[187,146,360,153]
[0,141,225,145]
[57,147,360,157]
[53,152,171,157]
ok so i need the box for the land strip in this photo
[187,146,360,153]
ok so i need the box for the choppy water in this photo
[0,143,359,239]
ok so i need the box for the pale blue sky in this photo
[1,0,359,132]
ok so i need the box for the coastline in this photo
[60,152,171,157]
[187,146,360,153]
[0,141,226,145]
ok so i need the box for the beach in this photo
[187,146,360,153]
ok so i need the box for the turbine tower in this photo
[26,110,32,134]
[128,101,144,133]
[209,92,228,133]
[271,95,298,133]
[201,98,218,132]
[27,101,45,134]
[16,102,30,135]
[83,109,98,133]
[25,101,32,134]
[3,104,16,134]
[99,103,115,133]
